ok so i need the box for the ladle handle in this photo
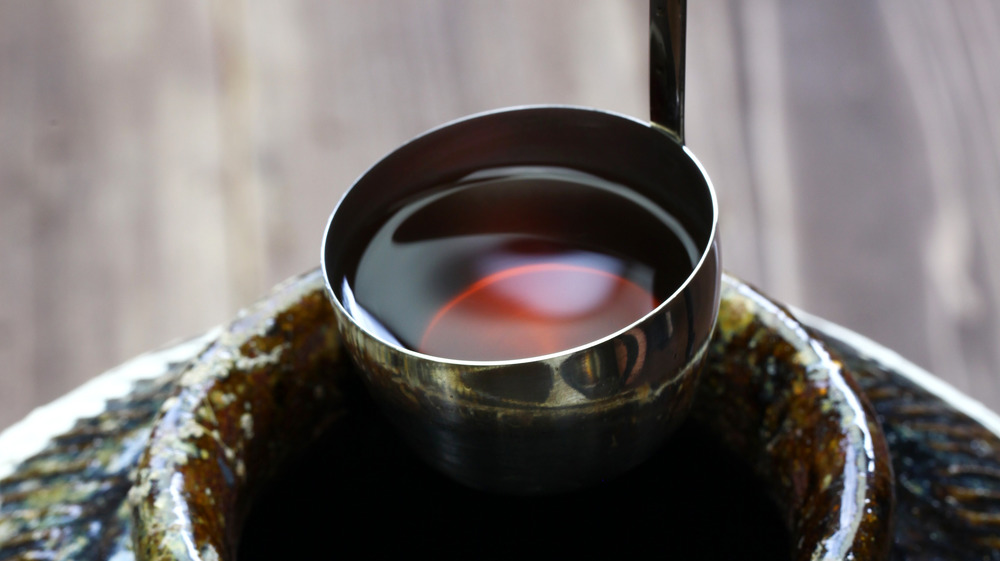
[650,0,686,144]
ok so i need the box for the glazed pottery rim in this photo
[320,104,720,367]
[795,307,1000,439]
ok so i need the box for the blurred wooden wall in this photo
[1,0,999,431]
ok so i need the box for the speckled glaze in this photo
[127,270,348,561]
[694,276,894,561]
[819,328,1000,559]
[2,271,1000,560]
[0,369,181,559]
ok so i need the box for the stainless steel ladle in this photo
[321,0,718,494]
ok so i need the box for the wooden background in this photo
[1,1,998,432]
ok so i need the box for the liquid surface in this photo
[341,166,698,361]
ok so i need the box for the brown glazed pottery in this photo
[5,269,999,559]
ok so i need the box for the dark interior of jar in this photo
[238,387,789,560]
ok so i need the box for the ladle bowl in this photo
[321,105,720,493]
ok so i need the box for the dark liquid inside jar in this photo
[339,166,698,361]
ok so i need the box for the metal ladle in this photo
[320,0,718,494]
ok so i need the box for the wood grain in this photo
[1,0,997,431]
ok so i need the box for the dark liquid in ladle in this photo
[340,166,698,361]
